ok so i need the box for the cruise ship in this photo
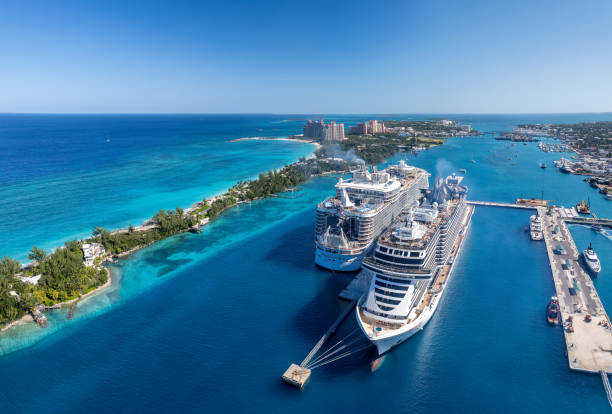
[529,213,543,241]
[356,174,473,355]
[315,161,429,271]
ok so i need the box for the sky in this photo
[0,0,611,114]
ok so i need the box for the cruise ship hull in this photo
[356,299,435,355]
[356,204,473,355]
[315,247,367,272]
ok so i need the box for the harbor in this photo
[467,200,612,375]
[540,206,612,374]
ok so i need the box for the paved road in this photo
[541,208,600,316]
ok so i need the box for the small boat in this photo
[539,162,547,169]
[546,296,560,325]
[581,242,601,276]
[458,168,467,173]
[606,193,612,201]
[576,198,590,214]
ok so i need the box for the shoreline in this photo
[0,268,112,334]
[0,135,437,339]
[0,140,322,337]
[230,136,322,149]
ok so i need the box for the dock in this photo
[466,200,538,210]
[338,271,372,301]
[540,206,612,374]
[282,299,357,389]
[563,216,612,228]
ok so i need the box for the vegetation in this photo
[0,242,108,328]
[0,154,353,330]
[518,121,612,156]
[92,207,197,255]
[384,119,478,136]
[341,133,443,164]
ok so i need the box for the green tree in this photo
[28,246,47,262]
[0,256,20,278]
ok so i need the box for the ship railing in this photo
[362,258,432,275]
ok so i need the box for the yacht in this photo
[529,213,543,241]
[559,158,572,174]
[314,161,429,271]
[356,174,473,355]
[581,243,601,276]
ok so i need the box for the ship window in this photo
[375,288,405,298]
[375,280,409,291]
[375,252,424,265]
[378,305,394,312]
[377,274,412,285]
[410,251,420,257]
[379,246,387,253]
[376,296,401,305]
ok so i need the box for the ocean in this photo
[1,113,612,412]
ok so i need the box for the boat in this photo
[458,168,467,173]
[576,199,590,214]
[314,161,429,271]
[539,162,546,169]
[356,174,473,355]
[516,198,550,207]
[581,242,601,276]
[529,213,543,241]
[559,158,572,174]
[546,296,560,325]
[606,193,612,201]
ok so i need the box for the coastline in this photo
[0,139,321,337]
[0,268,112,334]
[0,134,437,339]
[230,136,322,149]
[0,314,34,333]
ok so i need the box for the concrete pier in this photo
[281,364,311,389]
[466,200,538,209]
[338,272,372,301]
[282,299,357,389]
[541,206,612,374]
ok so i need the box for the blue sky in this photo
[1,0,611,113]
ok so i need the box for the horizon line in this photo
[1,111,612,116]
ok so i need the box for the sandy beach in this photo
[230,136,321,149]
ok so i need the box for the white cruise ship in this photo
[315,161,429,271]
[356,174,473,354]
[529,213,543,241]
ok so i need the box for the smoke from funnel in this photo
[326,142,365,165]
[434,158,454,178]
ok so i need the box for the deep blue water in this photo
[1,113,612,412]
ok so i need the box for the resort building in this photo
[303,119,345,141]
[348,120,385,135]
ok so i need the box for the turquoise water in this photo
[1,114,612,412]
[0,114,316,261]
